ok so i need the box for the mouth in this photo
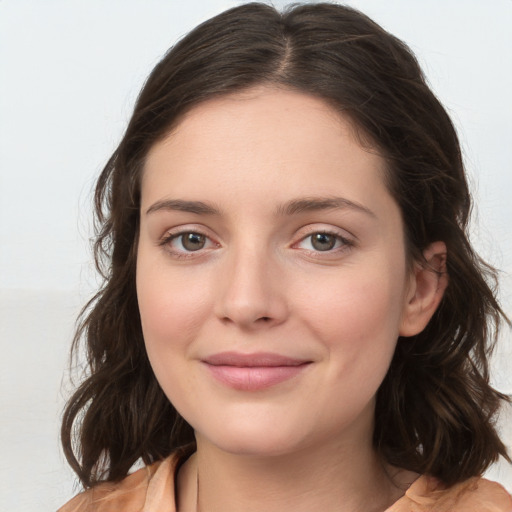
[202,352,312,391]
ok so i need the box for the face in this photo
[137,87,415,457]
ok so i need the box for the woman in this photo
[59,3,512,511]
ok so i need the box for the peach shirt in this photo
[59,454,512,512]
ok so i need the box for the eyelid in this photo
[293,223,355,241]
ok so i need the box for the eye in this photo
[160,230,216,256]
[309,233,338,251]
[177,232,207,251]
[296,231,352,252]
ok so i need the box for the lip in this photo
[202,352,312,391]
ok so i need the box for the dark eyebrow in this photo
[276,196,376,218]
[145,196,375,218]
[145,199,220,216]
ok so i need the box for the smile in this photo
[202,352,312,391]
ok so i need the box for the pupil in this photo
[182,233,205,251]
[312,233,335,251]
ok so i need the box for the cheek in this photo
[300,270,404,340]
[294,266,406,386]
[136,259,215,414]
[136,258,212,357]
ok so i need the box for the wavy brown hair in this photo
[61,2,510,488]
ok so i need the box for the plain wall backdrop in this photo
[1,0,511,509]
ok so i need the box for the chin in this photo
[207,435,298,458]
[194,416,309,458]
[200,423,349,462]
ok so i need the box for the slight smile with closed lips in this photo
[201,352,313,391]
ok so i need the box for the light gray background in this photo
[1,0,511,509]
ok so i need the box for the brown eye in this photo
[180,232,206,251]
[310,233,337,251]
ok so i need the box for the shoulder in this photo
[57,455,180,512]
[391,475,512,512]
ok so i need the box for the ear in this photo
[399,241,448,337]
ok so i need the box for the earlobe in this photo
[399,241,448,337]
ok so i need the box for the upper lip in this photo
[203,352,311,367]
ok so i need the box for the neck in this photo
[178,430,413,512]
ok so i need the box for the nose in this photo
[214,245,289,330]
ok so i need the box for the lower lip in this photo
[204,363,310,391]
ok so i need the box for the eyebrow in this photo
[145,196,375,218]
[146,199,220,215]
[276,196,376,218]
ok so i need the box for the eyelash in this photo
[158,228,354,259]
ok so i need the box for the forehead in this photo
[141,87,394,219]
[148,86,367,162]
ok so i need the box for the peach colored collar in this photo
[386,473,512,511]
[59,453,512,512]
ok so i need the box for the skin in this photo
[136,86,447,512]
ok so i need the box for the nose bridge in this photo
[215,237,287,327]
